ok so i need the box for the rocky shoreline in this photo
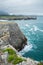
[0,44,39,65]
[0,15,37,20]
[0,21,42,65]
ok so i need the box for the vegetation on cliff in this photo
[3,48,26,65]
[37,62,43,65]
[0,15,37,20]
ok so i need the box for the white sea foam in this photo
[39,29,43,32]
[29,25,43,32]
[33,25,39,31]
[29,25,39,32]
[19,44,33,55]
[34,25,43,32]
[25,24,29,27]
[0,20,8,21]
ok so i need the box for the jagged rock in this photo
[0,22,27,51]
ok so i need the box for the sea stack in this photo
[0,22,27,51]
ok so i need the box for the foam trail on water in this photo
[39,29,43,32]
[33,25,43,32]
[0,20,8,21]
[25,24,29,27]
[34,25,43,32]
[19,44,33,55]
[29,25,39,32]
[29,25,43,32]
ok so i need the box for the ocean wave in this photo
[29,25,43,32]
[39,29,43,32]
[29,25,39,32]
[0,20,8,21]
[19,44,33,55]
[25,24,29,27]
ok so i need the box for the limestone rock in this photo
[0,22,27,51]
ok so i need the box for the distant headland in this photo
[0,15,37,20]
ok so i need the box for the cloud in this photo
[0,0,43,15]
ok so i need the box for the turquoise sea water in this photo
[0,16,43,61]
[14,16,43,61]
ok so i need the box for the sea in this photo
[0,16,43,61]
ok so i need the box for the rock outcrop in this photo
[0,22,27,51]
[0,15,37,20]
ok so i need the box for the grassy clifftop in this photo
[3,48,25,65]
[0,15,37,20]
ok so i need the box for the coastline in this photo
[0,21,43,65]
[0,44,39,65]
[0,15,37,20]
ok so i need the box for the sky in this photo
[0,0,43,15]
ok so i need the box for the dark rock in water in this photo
[0,22,27,51]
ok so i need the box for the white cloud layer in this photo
[0,0,43,15]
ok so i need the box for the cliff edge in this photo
[0,22,27,51]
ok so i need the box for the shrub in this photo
[3,48,16,54]
[7,55,14,62]
[3,48,25,65]
[12,57,24,64]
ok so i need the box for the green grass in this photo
[3,48,25,65]
[37,62,43,65]
[12,57,24,64]
[7,55,14,62]
[3,47,16,54]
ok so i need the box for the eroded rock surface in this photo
[0,22,27,51]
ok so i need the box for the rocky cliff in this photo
[0,22,27,51]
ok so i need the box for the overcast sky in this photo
[0,0,43,15]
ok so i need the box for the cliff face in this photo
[0,22,27,51]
